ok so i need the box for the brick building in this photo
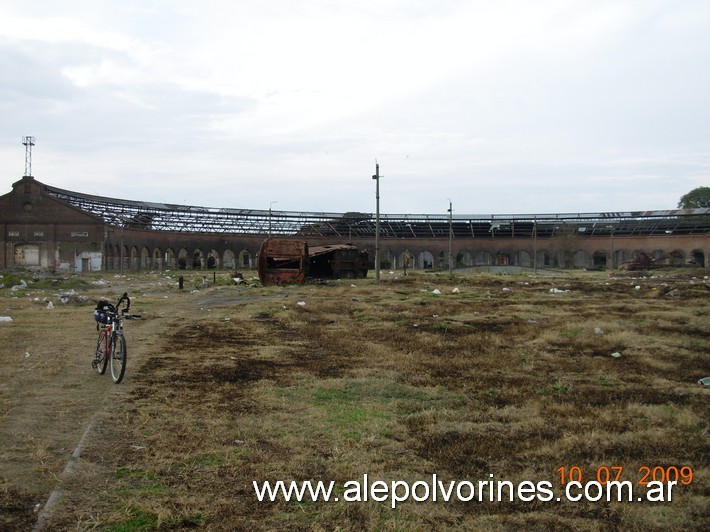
[1,175,105,271]
[1,174,708,272]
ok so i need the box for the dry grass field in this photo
[1,268,708,530]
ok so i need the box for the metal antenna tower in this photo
[22,136,36,176]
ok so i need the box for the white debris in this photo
[432,289,441,295]
[634,285,641,290]
[0,316,13,322]
[452,287,460,293]
[11,280,28,291]
[25,351,31,358]
[502,287,511,292]
[59,290,89,304]
[297,301,306,307]
[47,301,54,309]
[611,352,622,358]
[351,284,357,288]
[594,327,604,335]
[549,288,569,294]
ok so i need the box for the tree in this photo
[678,186,710,209]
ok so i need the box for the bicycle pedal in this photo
[91,360,98,369]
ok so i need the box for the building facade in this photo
[1,175,708,273]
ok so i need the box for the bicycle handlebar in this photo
[117,292,131,313]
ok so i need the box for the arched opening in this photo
[418,250,434,269]
[165,248,176,270]
[573,250,589,269]
[475,250,493,266]
[400,250,414,272]
[152,248,162,270]
[690,249,705,267]
[593,250,607,268]
[437,251,447,269]
[238,249,252,269]
[223,250,236,269]
[140,247,150,270]
[381,250,394,270]
[178,248,189,270]
[517,250,532,267]
[536,250,551,267]
[206,249,220,269]
[457,251,473,267]
[192,249,204,270]
[130,246,139,270]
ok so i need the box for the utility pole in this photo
[269,201,277,237]
[447,200,453,275]
[609,226,615,269]
[372,162,381,284]
[533,220,538,274]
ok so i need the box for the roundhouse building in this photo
[1,174,709,273]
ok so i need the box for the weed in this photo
[2,269,708,530]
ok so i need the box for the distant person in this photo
[403,254,410,276]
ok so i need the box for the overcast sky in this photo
[1,0,708,215]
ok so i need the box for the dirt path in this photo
[0,282,169,530]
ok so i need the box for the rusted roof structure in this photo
[44,183,710,239]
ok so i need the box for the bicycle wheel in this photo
[110,333,127,383]
[94,329,108,375]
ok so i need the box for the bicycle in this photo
[93,293,131,383]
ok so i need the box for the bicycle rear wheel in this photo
[110,333,127,383]
[94,329,108,375]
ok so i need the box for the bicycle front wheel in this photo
[94,329,108,375]
[110,333,127,384]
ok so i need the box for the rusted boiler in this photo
[257,239,368,285]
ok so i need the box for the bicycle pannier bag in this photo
[93,300,115,324]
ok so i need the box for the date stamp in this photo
[556,465,694,486]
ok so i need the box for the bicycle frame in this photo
[93,295,128,383]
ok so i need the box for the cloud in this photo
[1,0,708,215]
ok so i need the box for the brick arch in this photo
[165,248,176,270]
[223,249,236,269]
[152,247,162,270]
[178,248,189,269]
[140,246,150,270]
[418,250,434,269]
[192,249,204,269]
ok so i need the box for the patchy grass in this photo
[1,269,709,530]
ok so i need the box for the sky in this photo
[1,0,709,216]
